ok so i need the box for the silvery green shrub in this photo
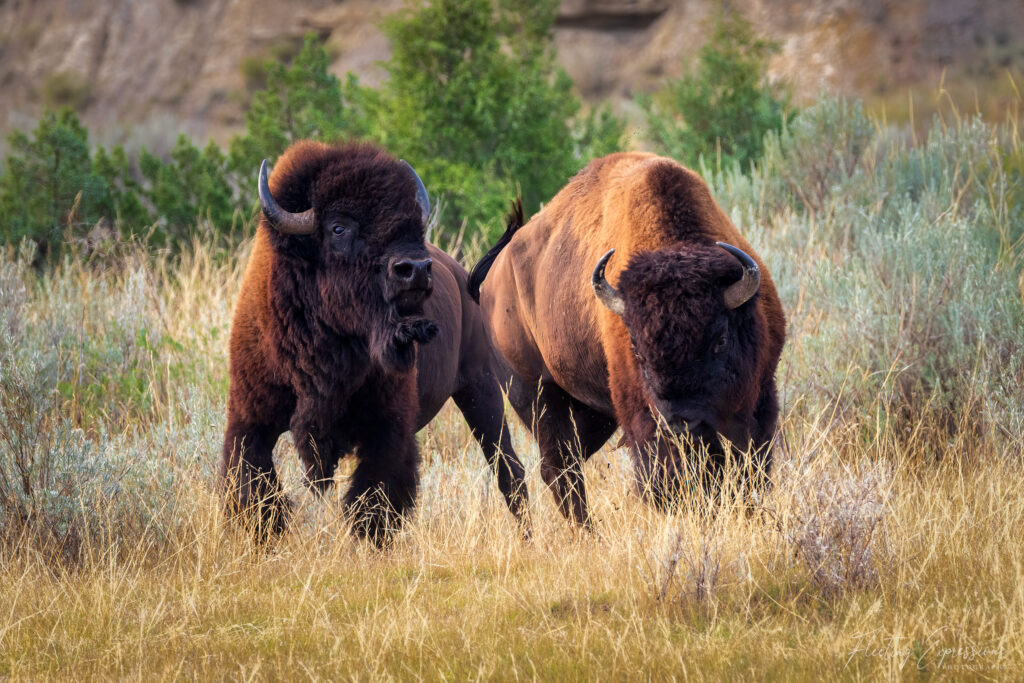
[712,97,1024,453]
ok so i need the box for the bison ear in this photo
[400,160,431,227]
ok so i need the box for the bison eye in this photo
[712,333,727,356]
[332,224,344,235]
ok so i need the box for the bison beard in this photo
[369,297,440,375]
[220,141,529,546]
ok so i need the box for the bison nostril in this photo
[392,261,414,279]
[414,258,433,281]
[666,409,705,435]
[391,257,433,289]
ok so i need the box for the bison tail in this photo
[468,195,525,304]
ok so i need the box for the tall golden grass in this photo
[0,403,1019,678]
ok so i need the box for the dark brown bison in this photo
[469,152,785,525]
[220,140,528,544]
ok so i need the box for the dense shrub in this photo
[140,136,237,245]
[712,97,1024,453]
[372,0,624,238]
[0,111,242,257]
[92,144,154,232]
[757,98,875,213]
[0,240,217,561]
[0,110,116,260]
[641,9,789,172]
[228,34,372,180]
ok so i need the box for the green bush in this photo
[712,97,1024,454]
[228,34,372,180]
[641,9,789,172]
[0,109,245,256]
[0,109,114,260]
[92,144,153,232]
[2,3,626,255]
[372,0,624,239]
[140,136,237,245]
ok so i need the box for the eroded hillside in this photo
[2,0,1023,151]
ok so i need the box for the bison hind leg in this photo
[452,374,531,536]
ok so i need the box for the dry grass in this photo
[863,68,1024,137]
[1,98,1022,679]
[0,410,1020,679]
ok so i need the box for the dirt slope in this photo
[1,0,1022,150]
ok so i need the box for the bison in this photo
[220,140,529,544]
[469,152,785,526]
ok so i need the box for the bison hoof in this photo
[227,491,291,544]
[349,507,404,549]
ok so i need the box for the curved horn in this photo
[717,241,761,309]
[400,159,430,225]
[592,249,625,316]
[258,159,316,235]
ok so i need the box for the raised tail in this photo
[468,196,525,303]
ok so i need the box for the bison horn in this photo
[717,241,761,309]
[258,159,316,235]
[400,160,431,226]
[592,249,625,317]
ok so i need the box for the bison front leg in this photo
[344,432,419,547]
[508,377,615,530]
[290,402,345,495]
[220,420,289,541]
[621,409,707,509]
[343,387,421,547]
[625,431,685,510]
[746,376,779,494]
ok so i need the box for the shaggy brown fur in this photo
[470,152,786,525]
[221,141,528,545]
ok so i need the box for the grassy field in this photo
[1,98,1022,679]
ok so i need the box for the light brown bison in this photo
[221,140,528,544]
[469,152,785,525]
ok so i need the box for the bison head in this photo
[258,142,438,373]
[592,242,762,449]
